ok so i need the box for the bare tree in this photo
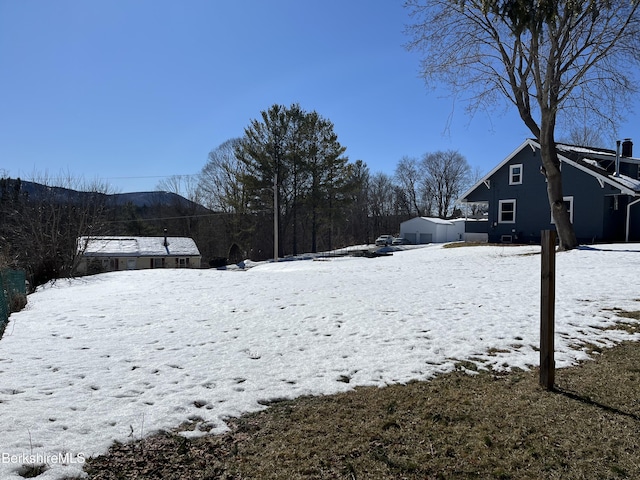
[369,172,395,218]
[562,127,605,148]
[154,174,203,238]
[462,165,488,218]
[0,172,112,288]
[422,150,471,218]
[199,138,248,213]
[406,0,640,249]
[197,138,257,262]
[156,174,200,204]
[395,156,425,216]
[368,172,399,234]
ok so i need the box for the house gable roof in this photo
[460,139,640,202]
[459,139,537,202]
[78,236,201,257]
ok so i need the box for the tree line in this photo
[189,103,474,260]
[0,103,473,287]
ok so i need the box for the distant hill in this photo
[1,178,210,212]
[108,191,209,211]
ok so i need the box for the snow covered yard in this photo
[1,244,639,479]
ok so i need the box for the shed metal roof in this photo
[402,216,455,225]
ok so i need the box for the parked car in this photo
[375,235,394,246]
[392,237,410,245]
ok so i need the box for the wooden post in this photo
[540,230,556,390]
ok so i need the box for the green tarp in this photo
[0,269,27,333]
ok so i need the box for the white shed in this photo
[399,217,465,244]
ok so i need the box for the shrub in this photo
[10,293,27,313]
[86,259,105,276]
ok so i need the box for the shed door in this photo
[419,233,433,244]
[127,259,136,270]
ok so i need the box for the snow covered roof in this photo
[608,173,640,192]
[555,143,616,158]
[556,143,640,194]
[409,216,454,225]
[78,236,201,257]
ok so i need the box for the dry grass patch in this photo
[442,242,537,249]
[81,341,640,480]
[616,310,640,321]
[598,310,640,335]
[443,242,497,249]
[442,242,540,258]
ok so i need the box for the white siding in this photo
[400,217,466,244]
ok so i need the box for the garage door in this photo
[419,233,433,244]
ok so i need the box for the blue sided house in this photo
[460,138,640,244]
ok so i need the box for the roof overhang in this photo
[556,151,639,197]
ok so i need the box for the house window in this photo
[153,258,164,268]
[509,164,523,185]
[551,196,574,223]
[499,199,516,223]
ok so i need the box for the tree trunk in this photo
[539,116,578,251]
[311,203,317,254]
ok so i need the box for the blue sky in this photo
[1,1,637,193]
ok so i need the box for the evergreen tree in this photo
[236,104,350,257]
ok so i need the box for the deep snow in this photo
[1,243,639,479]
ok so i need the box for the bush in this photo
[86,259,105,276]
[10,293,27,313]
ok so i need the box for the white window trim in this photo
[509,164,523,185]
[551,196,573,224]
[498,199,517,224]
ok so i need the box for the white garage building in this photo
[399,217,466,244]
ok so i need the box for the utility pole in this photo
[273,172,278,262]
